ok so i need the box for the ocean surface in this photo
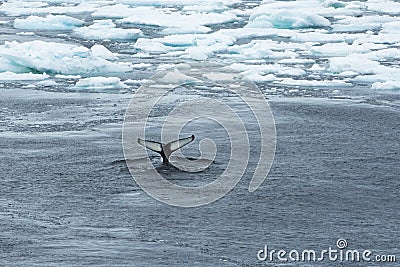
[0,0,399,266]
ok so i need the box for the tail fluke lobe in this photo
[138,135,195,165]
[167,135,195,152]
[137,138,163,153]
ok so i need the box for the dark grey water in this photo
[1,87,398,266]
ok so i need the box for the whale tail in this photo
[138,135,195,165]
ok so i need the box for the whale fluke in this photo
[138,135,195,165]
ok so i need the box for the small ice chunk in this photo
[160,68,200,84]
[124,79,149,84]
[338,71,358,77]
[117,0,240,6]
[13,14,84,30]
[243,72,276,82]
[0,71,49,81]
[277,68,306,76]
[276,78,351,87]
[331,15,395,33]
[55,74,81,79]
[291,32,368,43]
[202,72,237,81]
[309,64,325,71]
[311,42,372,56]
[329,54,382,74]
[131,63,152,69]
[161,26,212,35]
[371,81,400,90]
[249,10,331,29]
[75,77,126,89]
[367,0,400,14]
[91,44,117,60]
[0,1,102,16]
[16,32,35,36]
[74,20,142,40]
[36,80,58,86]
[381,21,400,34]
[278,58,314,64]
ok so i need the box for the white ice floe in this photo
[0,71,49,81]
[371,81,400,90]
[159,68,200,84]
[119,0,240,6]
[329,48,400,76]
[0,40,131,74]
[134,31,236,60]
[276,78,352,87]
[92,5,155,19]
[366,0,400,15]
[354,33,400,45]
[331,15,396,33]
[161,26,212,35]
[131,63,152,69]
[16,32,35,36]
[36,80,58,87]
[277,68,306,77]
[118,9,237,32]
[248,10,330,29]
[381,21,400,34]
[291,31,369,43]
[309,64,325,71]
[75,77,126,89]
[329,54,383,74]
[13,14,84,30]
[338,71,359,77]
[90,44,117,60]
[0,1,101,15]
[74,20,142,40]
[242,72,277,82]
[256,0,363,18]
[310,43,378,57]
[124,79,149,84]
[278,58,315,64]
[55,74,81,79]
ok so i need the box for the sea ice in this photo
[367,0,400,14]
[0,1,101,15]
[242,72,277,82]
[276,78,352,87]
[329,54,384,74]
[331,15,396,33]
[381,21,400,34]
[74,20,142,40]
[371,81,400,90]
[13,14,84,30]
[75,77,126,89]
[249,10,330,29]
[311,43,374,56]
[90,44,117,61]
[159,68,200,84]
[119,0,240,6]
[0,40,131,74]
[118,10,237,32]
[0,71,49,81]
